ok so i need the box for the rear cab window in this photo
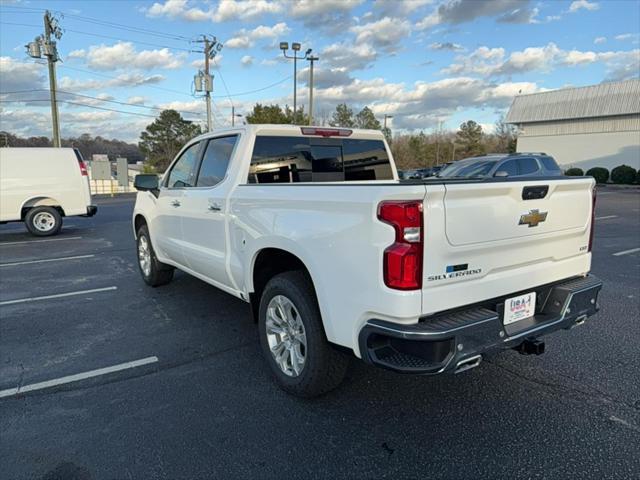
[247,136,393,183]
[540,156,561,172]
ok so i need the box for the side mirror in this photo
[134,174,159,193]
[494,170,509,177]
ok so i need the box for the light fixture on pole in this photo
[280,42,312,124]
[231,106,243,126]
[383,114,393,130]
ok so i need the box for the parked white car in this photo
[0,147,97,236]
[132,125,602,397]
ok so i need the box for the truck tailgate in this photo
[421,178,595,315]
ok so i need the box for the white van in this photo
[0,148,97,236]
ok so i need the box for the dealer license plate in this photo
[503,292,536,325]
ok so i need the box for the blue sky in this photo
[1,0,639,142]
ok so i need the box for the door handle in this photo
[208,203,221,212]
[171,200,181,207]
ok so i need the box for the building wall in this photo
[515,114,640,171]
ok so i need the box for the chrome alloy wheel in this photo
[266,295,307,377]
[32,211,56,232]
[138,235,152,277]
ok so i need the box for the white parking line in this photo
[613,247,640,257]
[0,286,117,306]
[0,254,95,268]
[595,215,618,220]
[0,356,159,399]
[0,236,82,246]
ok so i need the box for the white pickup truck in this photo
[132,125,602,397]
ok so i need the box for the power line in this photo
[0,89,205,117]
[1,5,191,41]
[0,21,193,53]
[0,98,204,121]
[211,57,234,108]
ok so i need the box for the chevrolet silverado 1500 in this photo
[132,125,602,397]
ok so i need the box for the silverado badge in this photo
[519,209,548,227]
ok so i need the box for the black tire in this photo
[136,224,174,287]
[24,206,62,236]
[259,271,349,398]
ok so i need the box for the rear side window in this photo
[196,135,238,187]
[248,136,393,183]
[518,157,539,175]
[540,156,561,172]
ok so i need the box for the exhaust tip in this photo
[455,354,482,374]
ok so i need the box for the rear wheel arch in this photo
[250,248,319,323]
[20,196,65,219]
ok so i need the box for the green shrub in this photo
[611,165,636,184]
[564,167,584,176]
[585,167,609,184]
[636,169,640,184]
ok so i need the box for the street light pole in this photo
[383,114,393,130]
[307,55,318,125]
[280,42,311,124]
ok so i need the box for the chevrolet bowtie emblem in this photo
[519,209,548,227]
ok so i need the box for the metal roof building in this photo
[506,79,640,171]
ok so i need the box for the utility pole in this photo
[203,37,212,132]
[194,35,222,132]
[26,11,62,147]
[280,42,312,124]
[307,54,318,125]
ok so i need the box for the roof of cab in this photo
[191,124,386,142]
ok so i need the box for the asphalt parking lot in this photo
[1,189,639,480]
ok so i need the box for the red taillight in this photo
[78,160,88,176]
[378,200,423,290]
[588,188,596,252]
[300,127,352,137]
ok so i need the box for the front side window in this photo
[166,142,200,188]
[196,136,238,187]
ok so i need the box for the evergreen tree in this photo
[329,103,355,127]
[139,110,202,171]
[355,106,382,129]
[456,120,485,157]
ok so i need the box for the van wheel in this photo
[136,225,174,287]
[259,271,349,398]
[25,206,62,236]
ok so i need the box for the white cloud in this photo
[321,42,378,71]
[373,0,432,16]
[289,0,364,34]
[226,22,290,49]
[417,0,535,29]
[241,55,254,67]
[158,100,204,113]
[86,42,185,71]
[429,42,465,51]
[67,49,86,60]
[147,0,212,21]
[568,1,599,13]
[0,56,45,94]
[212,0,282,22]
[594,37,607,45]
[58,73,165,91]
[127,96,147,105]
[351,17,412,52]
[615,33,640,43]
